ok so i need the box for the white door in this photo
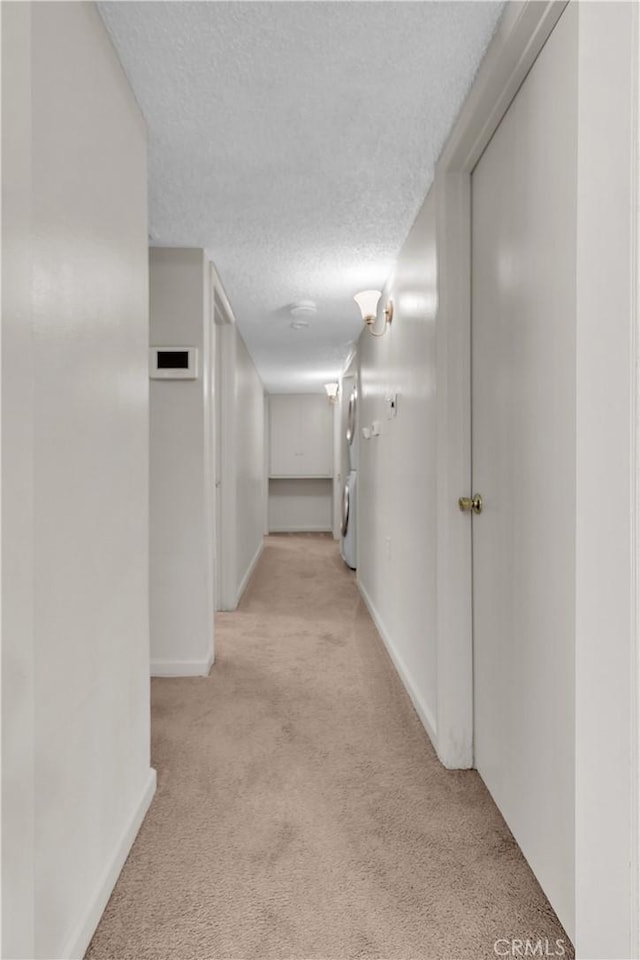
[471,5,577,939]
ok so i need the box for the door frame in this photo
[434,0,569,769]
[434,2,639,955]
[210,263,238,612]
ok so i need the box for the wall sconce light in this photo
[353,290,394,339]
[324,382,339,404]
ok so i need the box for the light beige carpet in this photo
[87,534,572,960]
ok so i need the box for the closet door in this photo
[471,4,577,939]
[269,395,333,477]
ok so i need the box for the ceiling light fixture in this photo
[324,382,339,403]
[354,289,394,339]
[290,319,309,330]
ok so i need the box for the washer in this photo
[340,469,357,570]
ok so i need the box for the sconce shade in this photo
[324,382,339,400]
[354,289,382,321]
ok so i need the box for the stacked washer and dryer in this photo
[340,383,358,570]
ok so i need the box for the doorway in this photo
[435,2,638,955]
[214,309,223,607]
[470,4,577,939]
[212,288,236,612]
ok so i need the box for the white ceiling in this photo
[98,1,504,393]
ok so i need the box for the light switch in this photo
[371,420,381,437]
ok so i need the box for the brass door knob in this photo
[458,494,483,515]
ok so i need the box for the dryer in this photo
[346,383,358,472]
[341,382,358,569]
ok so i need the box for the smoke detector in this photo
[289,300,317,330]
[290,300,317,318]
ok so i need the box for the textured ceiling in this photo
[99,1,504,393]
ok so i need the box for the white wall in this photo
[233,330,265,603]
[2,4,154,958]
[574,4,638,957]
[357,189,438,743]
[149,247,214,676]
[268,479,333,533]
[2,5,36,952]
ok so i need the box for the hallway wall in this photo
[573,5,638,956]
[149,254,264,634]
[1,4,154,958]
[149,248,215,675]
[357,189,438,744]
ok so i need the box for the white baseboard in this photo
[268,525,333,533]
[151,653,213,677]
[63,767,156,960]
[235,538,264,606]
[358,579,438,750]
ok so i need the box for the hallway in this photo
[87,535,569,960]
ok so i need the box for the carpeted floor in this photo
[87,534,572,960]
